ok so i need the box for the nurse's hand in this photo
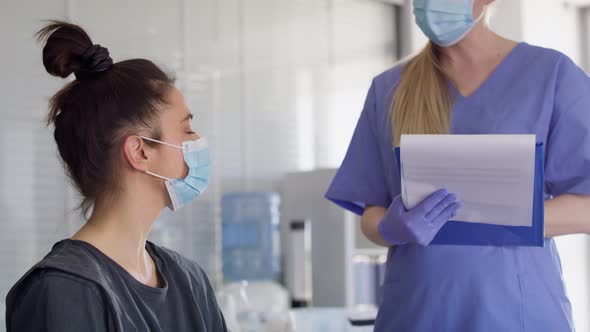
[378,189,461,246]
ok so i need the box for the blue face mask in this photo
[413,0,484,47]
[140,136,211,211]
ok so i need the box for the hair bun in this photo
[36,21,114,79]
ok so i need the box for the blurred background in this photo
[1,0,589,331]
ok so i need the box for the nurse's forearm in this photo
[544,194,590,237]
[361,206,394,247]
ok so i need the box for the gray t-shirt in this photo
[6,240,228,332]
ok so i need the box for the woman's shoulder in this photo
[373,43,573,82]
[372,63,405,97]
[349,63,405,120]
[518,42,568,59]
[8,268,102,305]
[516,42,577,73]
[517,43,589,96]
[147,242,210,281]
[6,262,110,331]
[147,242,219,300]
[6,240,110,309]
[371,43,580,97]
[6,256,105,321]
[35,239,109,278]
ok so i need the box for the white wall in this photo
[521,0,582,62]
[489,0,523,41]
[399,1,428,57]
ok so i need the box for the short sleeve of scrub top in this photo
[325,78,396,215]
[545,56,590,197]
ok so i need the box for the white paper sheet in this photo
[400,134,536,227]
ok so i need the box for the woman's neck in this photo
[72,189,164,284]
[437,24,518,97]
[440,24,508,66]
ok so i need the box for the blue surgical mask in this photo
[140,136,211,211]
[413,0,484,47]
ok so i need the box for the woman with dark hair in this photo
[5,21,228,332]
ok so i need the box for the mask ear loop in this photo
[145,171,172,181]
[474,2,488,25]
[138,135,182,181]
[139,136,183,150]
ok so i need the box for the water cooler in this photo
[282,169,387,309]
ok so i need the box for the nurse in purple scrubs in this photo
[326,0,590,331]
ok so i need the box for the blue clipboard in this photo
[394,143,545,247]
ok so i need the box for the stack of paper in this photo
[400,134,536,227]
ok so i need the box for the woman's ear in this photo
[122,136,150,172]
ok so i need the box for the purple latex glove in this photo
[378,189,462,246]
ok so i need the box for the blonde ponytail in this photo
[391,42,452,146]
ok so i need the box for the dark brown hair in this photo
[36,21,175,216]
